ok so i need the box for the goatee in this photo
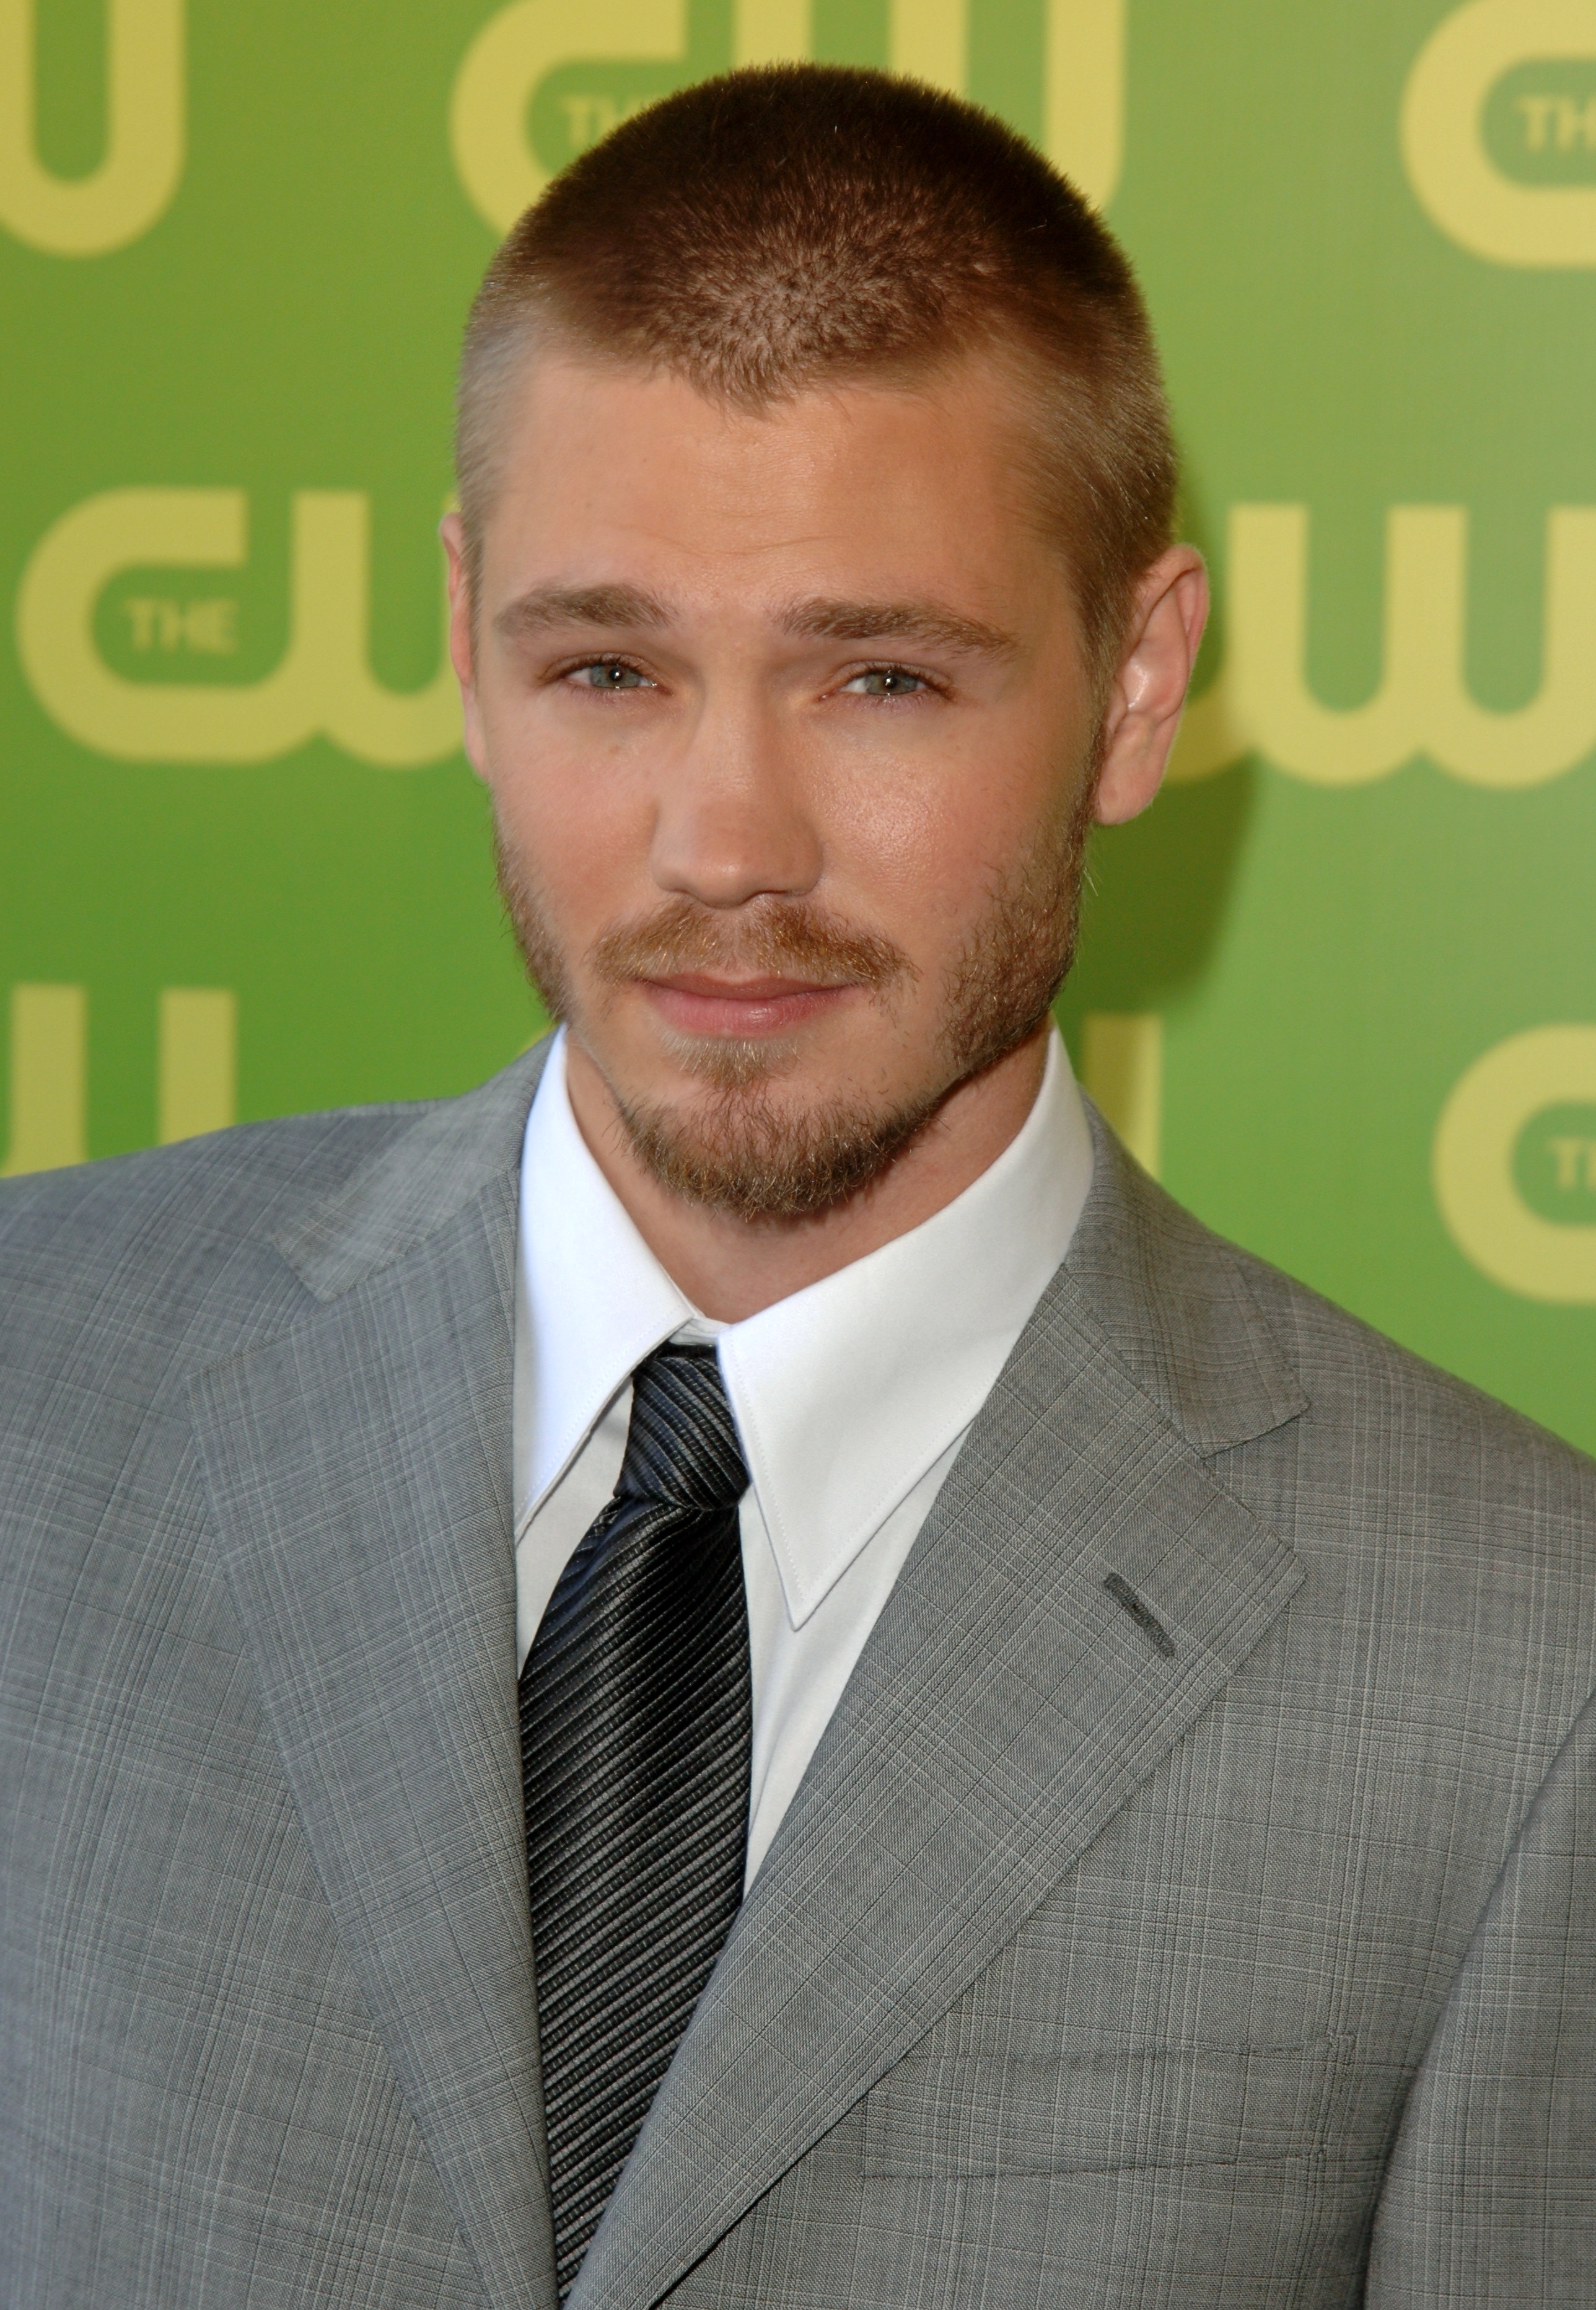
[494,781,1093,1223]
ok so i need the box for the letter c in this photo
[449,0,689,232]
[1401,0,1596,266]
[1433,1025,1596,1301]
[449,0,1122,237]
[14,488,312,760]
[14,489,458,767]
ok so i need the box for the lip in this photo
[640,972,855,1037]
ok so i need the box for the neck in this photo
[561,1027,1050,1322]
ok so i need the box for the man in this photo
[2,62,1593,2310]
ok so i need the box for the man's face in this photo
[449,351,1114,1218]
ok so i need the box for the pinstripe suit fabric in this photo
[1,1040,1593,2308]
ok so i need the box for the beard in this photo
[495,781,1094,1223]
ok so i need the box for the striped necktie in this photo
[519,1342,753,2297]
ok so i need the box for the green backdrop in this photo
[5,0,1595,1447]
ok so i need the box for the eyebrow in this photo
[778,596,1020,659]
[494,583,673,640]
[493,583,1019,661]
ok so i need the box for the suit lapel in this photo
[571,1122,1310,2310]
[185,1056,1310,2310]
[188,1050,558,2310]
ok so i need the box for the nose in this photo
[648,685,824,910]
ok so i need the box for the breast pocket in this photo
[862,2034,1357,2179]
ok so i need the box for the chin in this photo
[608,1044,954,1223]
[650,1026,810,1094]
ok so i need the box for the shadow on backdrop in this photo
[1055,464,1259,1154]
[1061,768,1256,1016]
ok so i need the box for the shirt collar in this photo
[514,1030,699,1527]
[515,1027,1094,1622]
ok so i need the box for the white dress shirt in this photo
[514,1027,1094,1884]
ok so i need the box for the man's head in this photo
[457,64,1176,688]
[444,66,1206,1232]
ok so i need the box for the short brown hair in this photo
[457,64,1176,682]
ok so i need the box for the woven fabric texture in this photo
[1,1042,1595,2309]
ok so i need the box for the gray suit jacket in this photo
[2,1042,1594,2309]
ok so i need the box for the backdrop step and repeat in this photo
[4,1,1594,1448]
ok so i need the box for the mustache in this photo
[590,896,914,995]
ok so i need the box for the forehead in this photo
[478,348,1068,623]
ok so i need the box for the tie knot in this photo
[616,1343,749,1512]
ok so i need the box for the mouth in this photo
[639,972,857,1039]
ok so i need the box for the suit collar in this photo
[1066,1098,1309,1452]
[202,1048,1307,2310]
[271,1048,1299,1453]
[570,1111,1310,2310]
[271,1039,551,1302]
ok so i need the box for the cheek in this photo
[815,740,1058,949]
[483,712,659,934]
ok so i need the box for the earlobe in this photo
[1092,548,1209,828]
[1093,725,1170,827]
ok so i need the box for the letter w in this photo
[1173,504,1596,789]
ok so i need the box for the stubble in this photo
[494,776,1094,1222]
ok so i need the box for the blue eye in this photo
[843,667,927,697]
[572,660,651,690]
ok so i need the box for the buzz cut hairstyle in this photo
[456,64,1177,687]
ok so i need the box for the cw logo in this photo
[15,489,459,767]
[1170,504,1596,789]
[0,0,183,255]
[449,0,1123,232]
[1434,1026,1596,1302]
[1403,0,1596,265]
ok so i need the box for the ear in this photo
[440,511,489,780]
[1092,546,1210,827]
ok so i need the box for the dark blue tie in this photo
[519,1342,753,2297]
